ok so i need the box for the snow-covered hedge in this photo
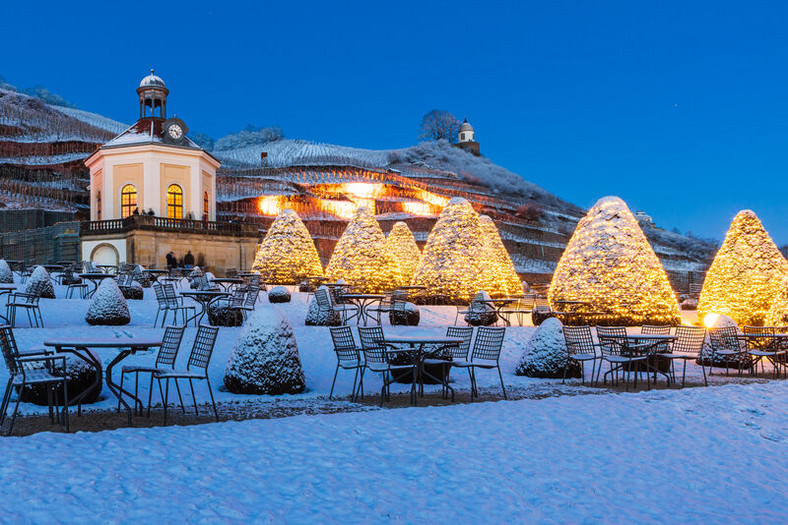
[20,350,102,405]
[26,266,55,298]
[515,317,580,378]
[268,286,291,303]
[224,307,306,395]
[119,281,143,300]
[85,279,130,325]
[390,302,420,326]
[464,291,497,326]
[0,260,13,284]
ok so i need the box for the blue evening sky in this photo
[4,0,788,243]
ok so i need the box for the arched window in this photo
[120,184,137,218]
[203,191,209,220]
[96,191,102,221]
[167,184,183,219]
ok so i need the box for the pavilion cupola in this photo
[136,69,169,118]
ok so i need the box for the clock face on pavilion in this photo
[168,124,183,139]
[162,118,189,144]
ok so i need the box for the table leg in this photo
[104,349,140,425]
[57,346,103,410]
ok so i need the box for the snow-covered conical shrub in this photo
[548,196,680,325]
[0,260,13,284]
[325,207,400,293]
[25,265,55,298]
[515,317,580,378]
[224,307,306,395]
[698,210,788,326]
[384,221,421,287]
[479,215,522,295]
[412,198,505,302]
[85,279,130,325]
[251,209,324,284]
[765,278,788,326]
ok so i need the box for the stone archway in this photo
[90,243,120,266]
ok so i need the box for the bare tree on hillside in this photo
[419,110,460,142]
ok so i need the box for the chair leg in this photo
[0,378,14,427]
[62,378,69,433]
[162,378,170,425]
[351,367,359,402]
[118,372,125,413]
[205,377,219,421]
[147,374,155,417]
[6,384,23,436]
[497,366,507,399]
[174,379,186,414]
[329,365,339,400]
[188,378,199,416]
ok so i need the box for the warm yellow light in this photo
[317,199,358,219]
[548,196,680,326]
[343,183,382,199]
[402,202,435,217]
[251,209,323,284]
[258,196,284,216]
[385,222,421,286]
[415,189,450,208]
[703,313,720,328]
[698,210,788,326]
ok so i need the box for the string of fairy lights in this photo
[250,209,324,284]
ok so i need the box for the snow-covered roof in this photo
[459,120,474,132]
[102,118,203,151]
[139,71,165,88]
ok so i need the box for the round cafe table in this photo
[386,336,462,404]
[79,273,115,298]
[342,294,384,326]
[210,278,245,292]
[142,268,169,283]
[180,290,230,326]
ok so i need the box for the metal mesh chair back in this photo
[446,326,474,359]
[156,325,186,368]
[330,326,360,364]
[743,325,777,350]
[229,289,246,308]
[641,325,672,335]
[244,289,259,309]
[153,283,169,308]
[358,326,387,365]
[163,283,182,308]
[187,325,220,372]
[470,327,505,363]
[563,325,596,355]
[116,274,134,288]
[709,326,744,352]
[672,326,705,356]
[315,288,332,309]
[0,325,20,376]
[596,326,628,356]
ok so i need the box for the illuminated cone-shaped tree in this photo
[548,196,680,325]
[412,197,506,302]
[698,210,788,326]
[326,207,400,293]
[251,209,323,284]
[384,222,421,287]
[480,215,522,295]
[765,278,788,326]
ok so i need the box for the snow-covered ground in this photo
[4,378,788,522]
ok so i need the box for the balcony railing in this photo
[81,215,260,237]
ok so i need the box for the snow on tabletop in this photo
[3,381,788,521]
[0,259,13,284]
[84,279,130,326]
[224,306,306,395]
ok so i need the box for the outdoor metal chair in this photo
[708,326,750,376]
[596,326,649,390]
[7,281,45,328]
[162,283,197,327]
[562,325,601,385]
[438,326,475,395]
[742,326,784,378]
[0,325,69,435]
[499,297,533,326]
[358,326,415,406]
[118,325,186,416]
[659,326,706,387]
[329,326,364,401]
[316,287,358,325]
[154,325,220,424]
[450,326,507,400]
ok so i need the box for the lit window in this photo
[167,184,183,219]
[120,185,137,218]
[96,191,101,221]
[203,191,209,219]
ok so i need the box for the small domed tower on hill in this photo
[455,118,480,156]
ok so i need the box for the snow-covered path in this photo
[4,381,787,523]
